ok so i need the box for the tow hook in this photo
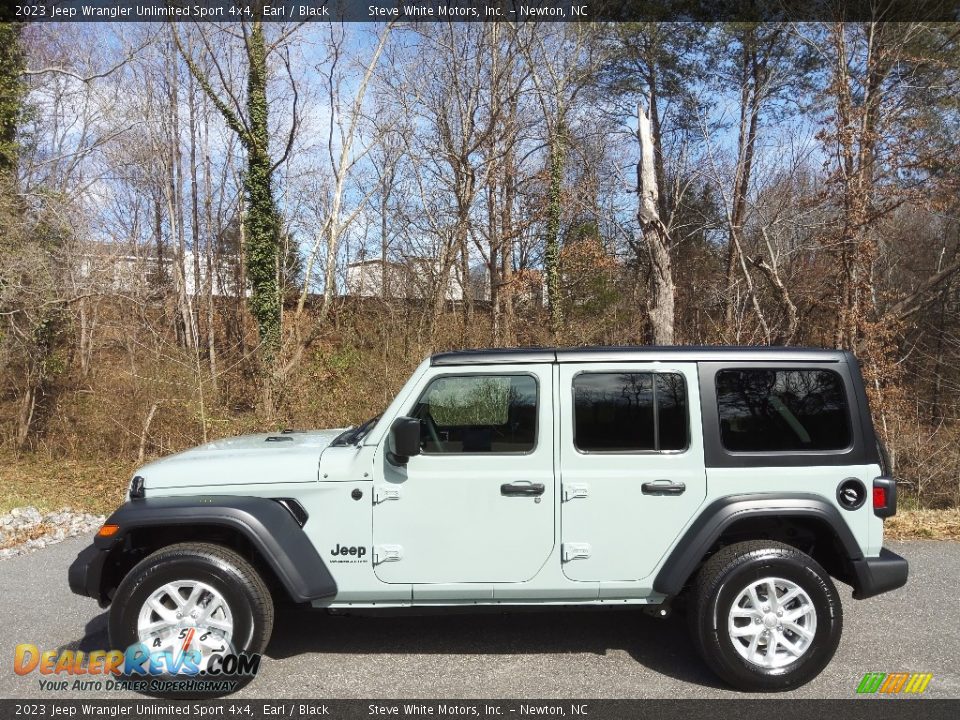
[643,602,672,619]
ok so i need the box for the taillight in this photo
[873,486,887,509]
[872,478,897,518]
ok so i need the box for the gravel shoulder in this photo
[0,537,957,700]
[0,507,104,560]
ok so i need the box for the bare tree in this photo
[310,22,395,321]
[171,15,301,392]
[637,103,674,344]
[520,23,601,340]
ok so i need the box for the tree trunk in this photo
[429,242,456,338]
[15,381,37,451]
[319,191,342,320]
[78,296,93,378]
[153,194,166,289]
[166,43,197,351]
[638,103,675,345]
[201,94,218,394]
[545,133,565,340]
[830,22,886,354]
[500,141,516,345]
[380,168,393,300]
[724,34,763,339]
[243,19,283,357]
[188,70,203,354]
[750,231,798,344]
[500,95,517,344]
[138,401,161,463]
[173,17,284,363]
[459,218,473,337]
[486,175,501,344]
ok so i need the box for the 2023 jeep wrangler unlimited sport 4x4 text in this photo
[69,346,907,691]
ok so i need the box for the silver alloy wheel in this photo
[727,576,817,669]
[136,580,234,668]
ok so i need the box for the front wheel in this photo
[688,541,842,691]
[109,542,274,695]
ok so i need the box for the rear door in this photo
[558,362,706,582]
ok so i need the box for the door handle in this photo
[641,480,686,496]
[501,482,546,497]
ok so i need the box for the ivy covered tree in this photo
[0,22,71,448]
[172,14,293,362]
[0,23,25,174]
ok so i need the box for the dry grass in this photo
[885,508,960,541]
[2,449,960,542]
[0,451,133,516]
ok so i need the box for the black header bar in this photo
[0,700,957,720]
[3,1,960,23]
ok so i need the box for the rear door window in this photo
[572,372,688,452]
[715,368,851,452]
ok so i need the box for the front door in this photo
[372,365,555,584]
[558,362,706,582]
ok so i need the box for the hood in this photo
[134,429,346,491]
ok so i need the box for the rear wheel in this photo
[688,540,842,691]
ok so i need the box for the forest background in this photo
[1,14,959,537]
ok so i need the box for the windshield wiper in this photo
[352,414,381,442]
[331,415,381,447]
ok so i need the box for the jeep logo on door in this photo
[330,544,367,563]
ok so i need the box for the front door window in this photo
[411,374,538,454]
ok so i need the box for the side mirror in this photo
[388,416,421,465]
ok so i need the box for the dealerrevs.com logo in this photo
[857,673,934,695]
[14,642,260,694]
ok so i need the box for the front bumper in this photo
[851,547,909,600]
[68,542,112,607]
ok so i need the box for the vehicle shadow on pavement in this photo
[59,608,725,690]
[58,612,110,654]
[265,606,726,690]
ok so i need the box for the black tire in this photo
[688,540,842,692]
[109,542,274,697]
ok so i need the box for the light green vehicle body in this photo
[132,349,886,609]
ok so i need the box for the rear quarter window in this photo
[715,368,851,452]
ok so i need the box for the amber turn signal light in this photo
[97,524,120,537]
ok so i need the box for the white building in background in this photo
[344,256,552,308]
[78,244,241,297]
[345,256,471,301]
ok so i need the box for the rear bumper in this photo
[851,547,908,600]
[68,542,111,607]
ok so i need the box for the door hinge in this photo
[562,483,589,502]
[373,544,403,565]
[373,486,401,504]
[562,543,591,562]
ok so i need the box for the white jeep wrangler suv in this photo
[70,346,907,691]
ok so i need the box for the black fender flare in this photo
[94,495,337,603]
[652,493,864,597]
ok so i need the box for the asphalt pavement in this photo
[0,537,956,699]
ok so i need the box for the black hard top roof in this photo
[430,345,851,366]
